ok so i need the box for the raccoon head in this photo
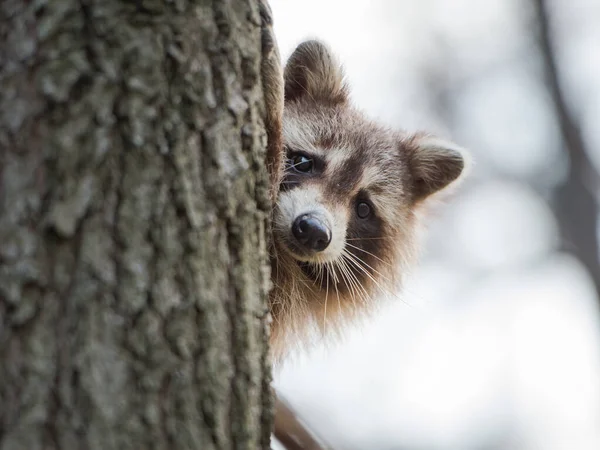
[271,40,468,337]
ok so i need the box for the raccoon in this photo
[263,39,468,362]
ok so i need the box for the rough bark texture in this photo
[0,1,273,449]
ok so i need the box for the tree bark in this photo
[0,1,273,449]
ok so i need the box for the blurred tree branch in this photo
[532,0,600,301]
[273,392,332,449]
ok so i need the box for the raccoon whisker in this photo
[337,257,363,308]
[342,250,390,298]
[323,263,330,332]
[345,242,392,267]
[301,278,317,294]
[285,160,310,170]
[320,261,339,316]
[330,263,342,313]
[314,261,327,288]
[329,261,340,285]
[336,258,355,304]
[346,237,394,241]
[311,262,320,285]
[284,157,319,174]
[292,261,318,295]
[342,249,390,284]
[343,251,402,302]
[340,256,369,305]
[351,267,370,304]
[317,263,326,289]
[337,255,355,297]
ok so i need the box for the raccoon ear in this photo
[284,40,349,105]
[408,135,469,201]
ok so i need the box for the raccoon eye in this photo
[290,154,313,173]
[356,202,371,219]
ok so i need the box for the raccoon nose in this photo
[292,214,331,252]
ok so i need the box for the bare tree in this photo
[0,1,273,448]
[531,0,600,301]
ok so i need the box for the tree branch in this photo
[273,392,333,450]
[532,0,600,301]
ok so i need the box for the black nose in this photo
[292,214,331,252]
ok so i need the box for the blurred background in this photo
[269,0,600,449]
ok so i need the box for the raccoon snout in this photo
[292,214,331,252]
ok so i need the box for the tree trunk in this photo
[0,1,273,449]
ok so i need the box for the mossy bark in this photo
[0,1,273,449]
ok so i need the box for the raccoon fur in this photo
[262,37,469,362]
